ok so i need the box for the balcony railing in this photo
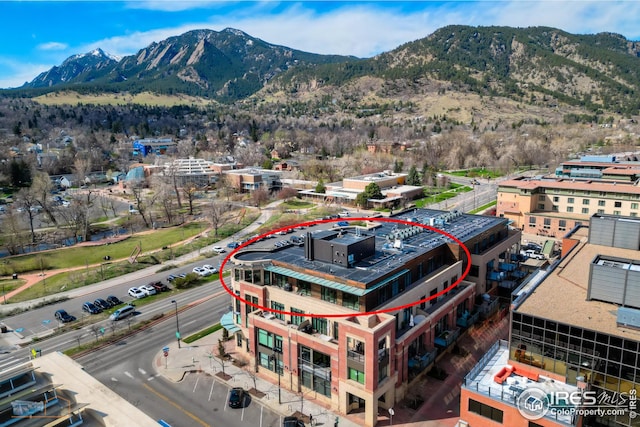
[347,349,365,363]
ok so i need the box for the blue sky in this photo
[1,1,639,89]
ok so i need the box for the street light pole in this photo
[171,300,181,348]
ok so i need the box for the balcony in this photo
[456,310,480,329]
[434,328,460,348]
[408,347,438,381]
[347,349,365,363]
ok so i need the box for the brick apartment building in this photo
[225,208,521,426]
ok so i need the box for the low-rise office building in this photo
[223,168,282,193]
[226,209,520,426]
[460,214,640,427]
[497,176,640,237]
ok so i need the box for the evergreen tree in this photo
[407,165,421,186]
[315,178,326,194]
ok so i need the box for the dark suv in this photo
[283,416,305,427]
[82,302,102,314]
[149,281,169,292]
[54,309,76,323]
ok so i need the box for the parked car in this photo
[94,298,111,310]
[139,284,157,296]
[82,302,102,314]
[227,242,240,249]
[107,295,123,306]
[193,266,209,277]
[283,416,305,427]
[212,246,226,254]
[128,287,146,299]
[149,281,169,292]
[521,249,545,260]
[54,309,76,323]
[202,265,218,274]
[228,387,246,408]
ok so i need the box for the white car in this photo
[128,287,146,299]
[212,246,226,254]
[203,264,218,274]
[193,266,210,276]
[139,284,157,296]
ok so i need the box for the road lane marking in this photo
[139,368,147,375]
[142,383,210,427]
[124,371,134,379]
[260,405,263,427]
[193,376,200,393]
[111,377,118,382]
[241,403,245,421]
[148,377,155,381]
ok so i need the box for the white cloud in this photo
[37,42,68,51]
[4,1,640,89]
[124,0,231,12]
[85,2,640,61]
[0,58,50,89]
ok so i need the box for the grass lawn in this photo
[447,168,504,179]
[183,323,223,343]
[280,200,314,209]
[0,223,205,276]
[5,213,255,303]
[414,185,472,208]
[470,201,497,214]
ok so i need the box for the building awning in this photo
[264,265,409,297]
[265,265,369,296]
[220,311,241,334]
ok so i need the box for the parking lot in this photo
[173,372,285,427]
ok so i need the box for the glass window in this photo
[312,318,328,335]
[559,220,566,228]
[342,293,359,310]
[553,196,559,202]
[291,308,305,325]
[582,208,589,214]
[271,301,285,320]
[348,367,365,384]
[567,206,574,213]
[598,200,606,207]
[538,195,545,201]
[583,199,590,205]
[298,280,311,295]
[468,399,504,423]
[538,204,545,210]
[632,203,639,210]
[529,217,537,225]
[615,201,622,208]
[321,287,337,303]
[568,198,574,204]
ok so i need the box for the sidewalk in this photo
[155,313,510,427]
[156,328,361,427]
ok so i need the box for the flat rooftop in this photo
[235,209,507,286]
[498,177,640,194]
[463,340,578,425]
[515,226,640,340]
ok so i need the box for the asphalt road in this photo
[74,292,283,427]
[1,252,230,339]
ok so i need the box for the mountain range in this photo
[9,25,640,115]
